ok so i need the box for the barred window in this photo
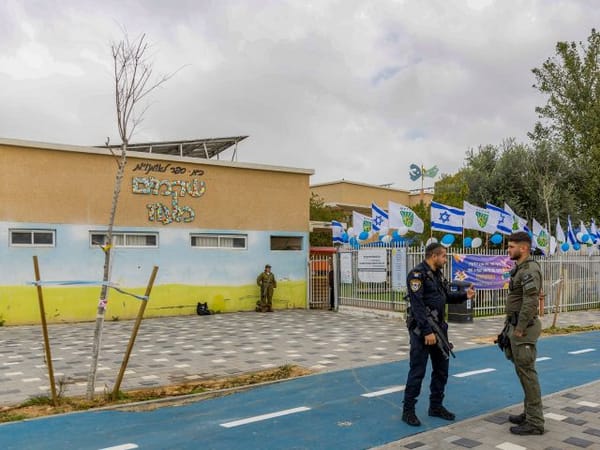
[9,229,55,247]
[270,236,303,251]
[90,232,158,248]
[191,234,247,249]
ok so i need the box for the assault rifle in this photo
[411,307,455,360]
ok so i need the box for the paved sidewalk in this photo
[376,380,600,450]
[1,308,599,449]
[0,307,505,406]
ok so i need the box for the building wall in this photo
[310,180,433,215]
[0,140,312,325]
[311,181,412,207]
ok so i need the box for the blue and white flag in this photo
[371,202,389,233]
[463,201,500,234]
[555,218,566,243]
[567,215,577,245]
[388,201,424,233]
[579,221,591,243]
[504,203,528,233]
[532,219,550,254]
[486,203,512,235]
[352,211,373,234]
[430,201,464,234]
[591,219,599,244]
[332,220,345,244]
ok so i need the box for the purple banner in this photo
[451,254,514,290]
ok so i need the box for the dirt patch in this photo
[0,365,313,423]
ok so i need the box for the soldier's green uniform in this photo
[505,257,544,431]
[256,269,277,312]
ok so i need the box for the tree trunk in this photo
[86,142,128,399]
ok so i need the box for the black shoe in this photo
[510,423,544,435]
[401,410,421,426]
[508,413,526,425]
[428,406,456,421]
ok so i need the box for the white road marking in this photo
[536,357,552,362]
[361,385,406,398]
[220,407,311,428]
[453,368,496,378]
[98,444,139,450]
[568,348,596,355]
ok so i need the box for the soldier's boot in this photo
[509,423,544,435]
[428,405,456,421]
[508,413,526,425]
[401,410,421,427]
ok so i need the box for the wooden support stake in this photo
[33,256,58,406]
[112,266,159,400]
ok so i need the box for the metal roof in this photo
[98,136,248,160]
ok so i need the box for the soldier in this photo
[504,231,544,435]
[256,264,277,312]
[402,243,475,427]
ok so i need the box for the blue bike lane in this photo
[1,331,598,450]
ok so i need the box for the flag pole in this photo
[420,163,425,204]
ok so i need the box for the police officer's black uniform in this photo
[403,260,468,425]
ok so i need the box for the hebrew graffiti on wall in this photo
[132,176,207,225]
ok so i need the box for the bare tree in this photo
[86,32,175,399]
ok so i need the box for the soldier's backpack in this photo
[196,302,211,316]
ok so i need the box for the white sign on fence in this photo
[340,252,353,284]
[391,247,407,291]
[358,248,387,283]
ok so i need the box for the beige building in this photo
[0,137,313,325]
[311,179,433,224]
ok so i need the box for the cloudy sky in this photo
[1,0,599,188]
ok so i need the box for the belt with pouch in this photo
[506,312,538,327]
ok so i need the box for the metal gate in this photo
[308,252,334,309]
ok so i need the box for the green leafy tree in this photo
[309,193,346,246]
[530,28,600,216]
[433,172,468,208]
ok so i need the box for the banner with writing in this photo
[451,254,514,290]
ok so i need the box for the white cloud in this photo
[1,0,599,188]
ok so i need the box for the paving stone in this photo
[563,406,586,414]
[451,437,481,448]
[484,414,509,424]
[564,417,587,426]
[563,437,595,448]
[583,427,600,437]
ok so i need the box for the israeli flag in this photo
[567,215,577,245]
[430,201,464,234]
[332,220,344,244]
[371,202,389,233]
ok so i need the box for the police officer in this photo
[504,231,544,435]
[256,264,277,312]
[402,242,475,426]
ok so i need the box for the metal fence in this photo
[332,245,600,317]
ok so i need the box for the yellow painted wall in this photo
[0,281,306,325]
